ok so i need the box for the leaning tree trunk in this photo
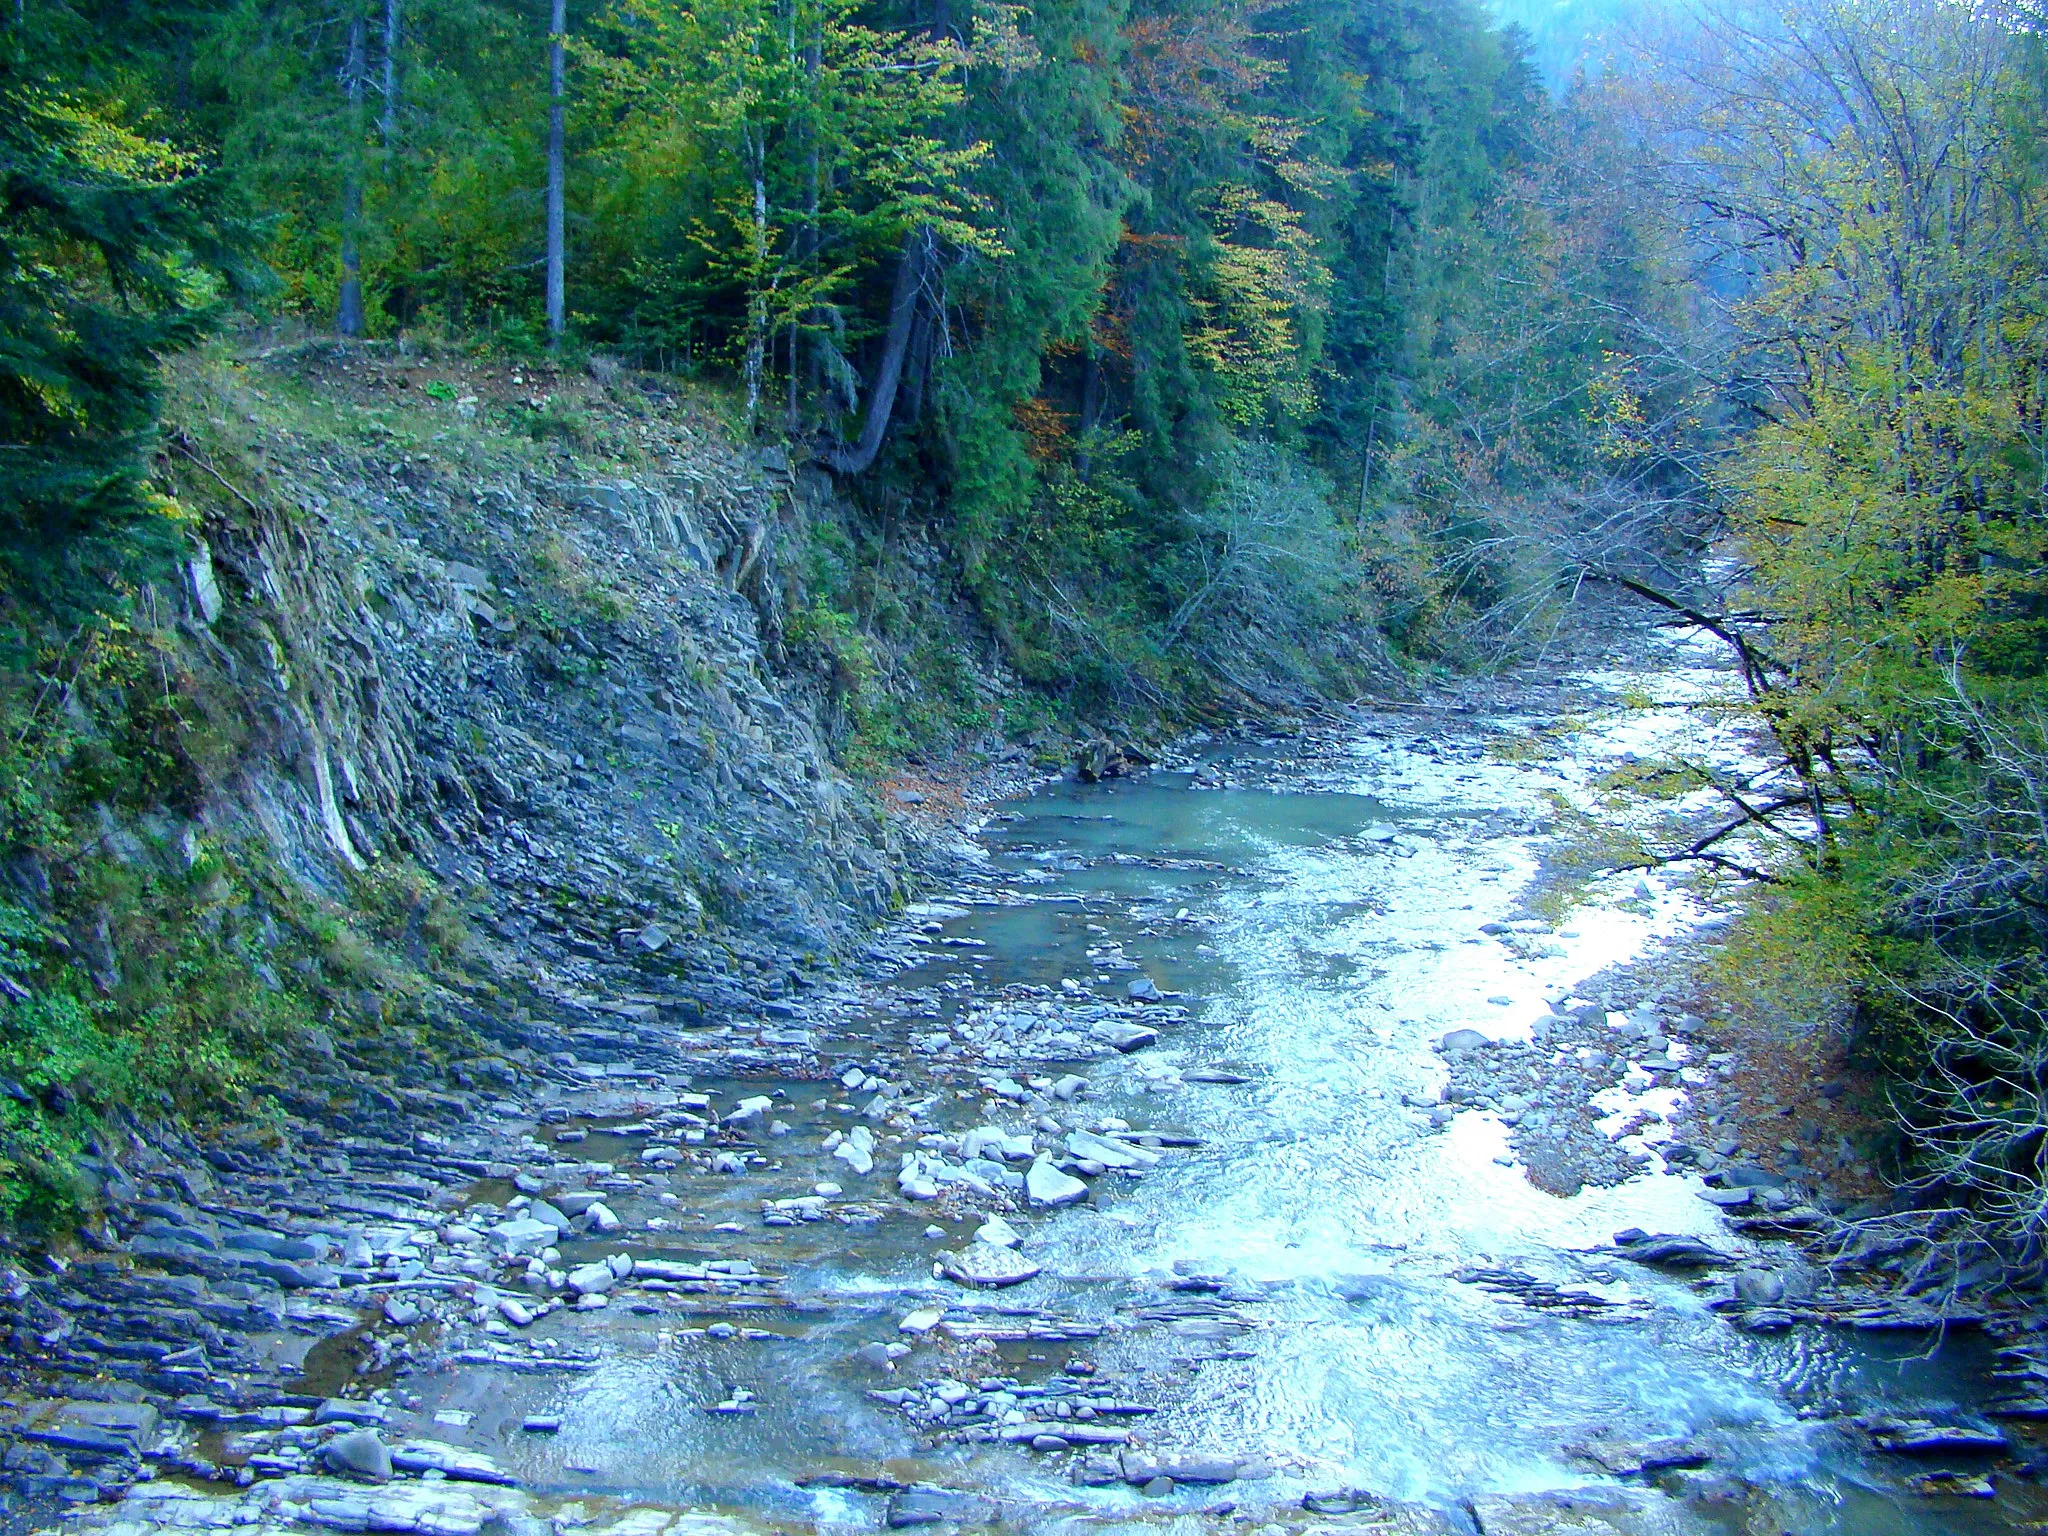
[825,226,932,475]
[544,0,567,342]
[337,12,368,338]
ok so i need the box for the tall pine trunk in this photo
[544,0,566,342]
[379,0,400,146]
[337,11,368,338]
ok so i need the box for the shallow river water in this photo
[427,650,2042,1535]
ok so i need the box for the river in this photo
[406,633,2038,1534]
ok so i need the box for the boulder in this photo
[565,1262,617,1297]
[1025,1158,1089,1207]
[941,1242,1043,1288]
[322,1429,393,1483]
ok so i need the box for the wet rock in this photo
[1696,1186,1751,1208]
[1067,1129,1159,1169]
[390,1439,518,1483]
[898,1308,943,1334]
[322,1430,393,1483]
[975,1215,1022,1248]
[1026,1159,1089,1207]
[1470,1490,1663,1534]
[1127,976,1163,1002]
[1859,1417,2008,1454]
[1568,1437,1710,1475]
[1910,1471,1996,1497]
[314,1400,387,1427]
[1611,1231,1735,1268]
[885,1487,993,1528]
[1302,1490,1375,1515]
[1092,1021,1159,1053]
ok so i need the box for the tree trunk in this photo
[824,227,930,476]
[337,12,368,338]
[1076,335,1100,477]
[743,171,767,427]
[379,0,400,146]
[544,0,567,342]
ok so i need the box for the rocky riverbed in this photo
[8,624,2048,1536]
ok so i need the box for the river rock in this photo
[1732,1269,1786,1306]
[491,1217,557,1257]
[941,1241,1042,1288]
[1127,976,1163,1002]
[314,1400,386,1427]
[1091,1021,1159,1053]
[1026,1158,1089,1207]
[975,1215,1022,1248]
[1697,1186,1752,1208]
[1569,1436,1710,1475]
[836,1125,877,1176]
[566,1262,617,1297]
[1439,1028,1490,1052]
[885,1488,993,1528]
[1611,1230,1735,1268]
[585,1201,621,1234]
[322,1429,393,1483]
[1860,1417,2009,1454]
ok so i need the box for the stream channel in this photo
[409,640,2038,1536]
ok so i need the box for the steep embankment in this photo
[6,339,1033,1220]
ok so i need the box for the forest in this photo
[6,0,2048,1268]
